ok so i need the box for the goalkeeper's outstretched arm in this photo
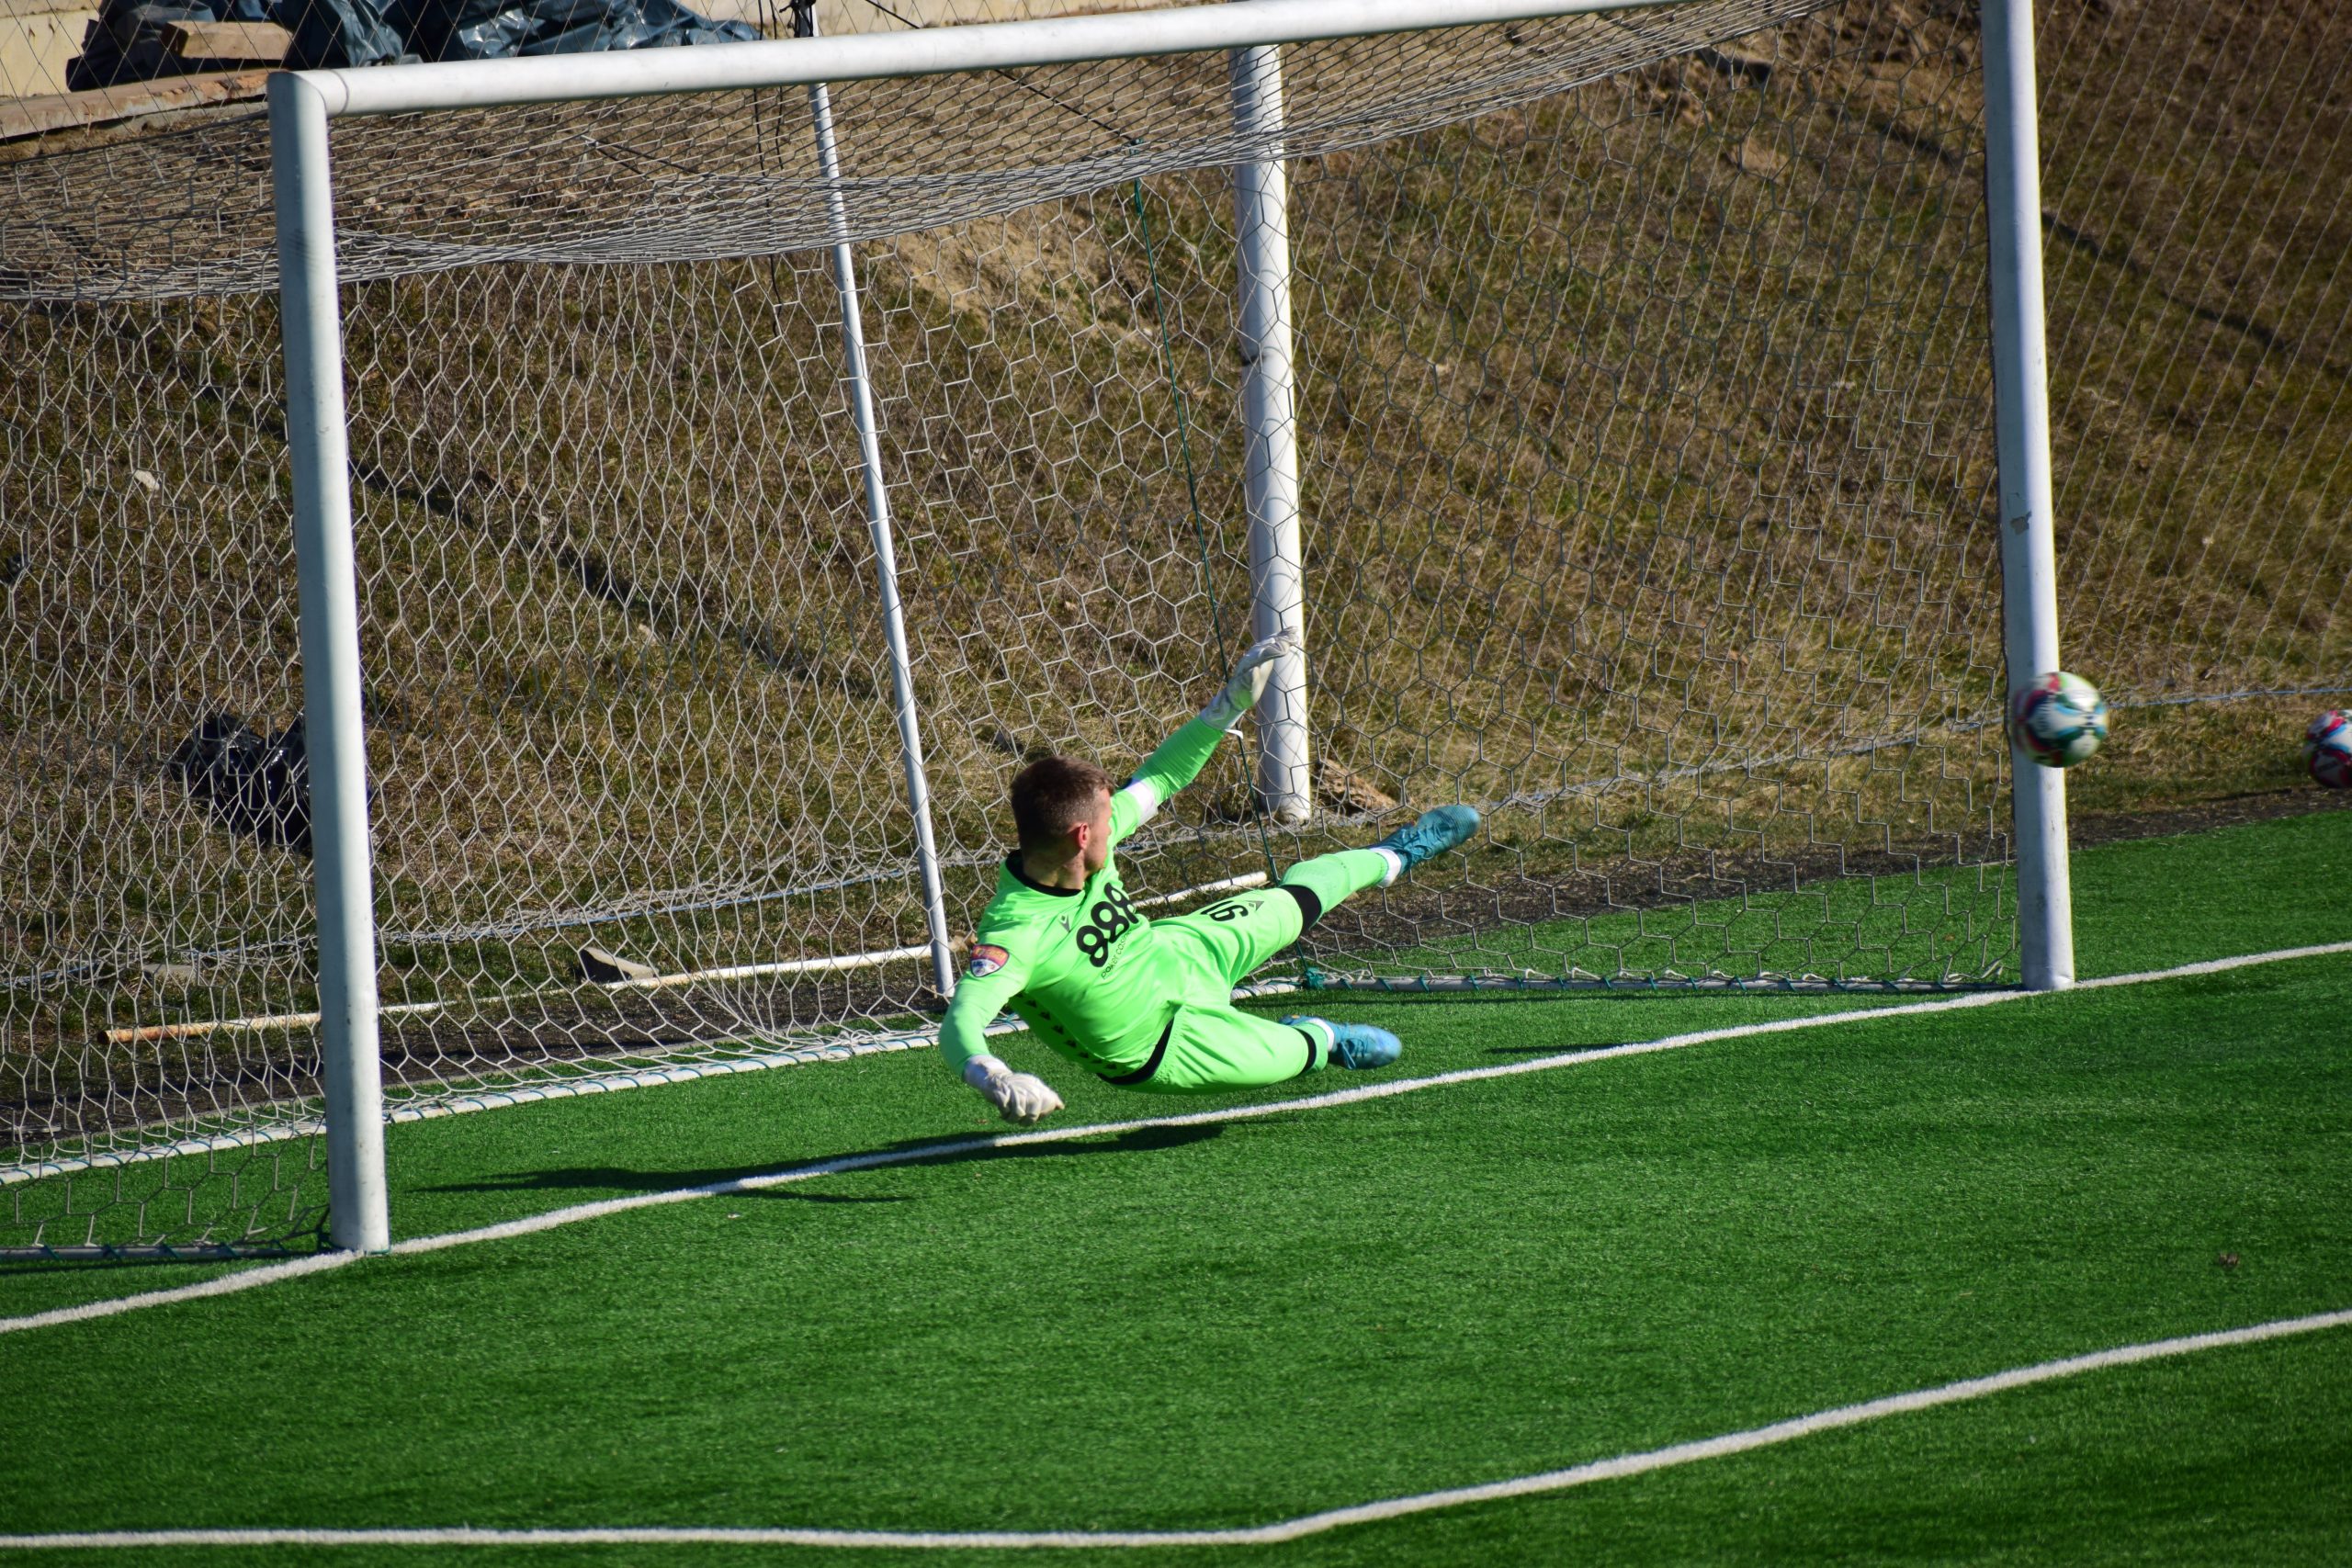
[1114,631,1295,844]
[941,956,1064,1125]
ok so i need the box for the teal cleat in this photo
[1374,804,1480,874]
[1285,1017,1402,1070]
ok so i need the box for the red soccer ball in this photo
[2306,710,2352,790]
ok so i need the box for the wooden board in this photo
[0,66,267,142]
[158,18,289,62]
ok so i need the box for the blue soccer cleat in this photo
[1374,804,1479,874]
[1285,1017,1402,1070]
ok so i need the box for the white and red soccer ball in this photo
[2009,671,2109,769]
[2307,710,2352,790]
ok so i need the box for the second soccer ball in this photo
[2306,710,2352,790]
[2009,671,2109,769]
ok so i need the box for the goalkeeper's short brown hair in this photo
[1010,755,1117,852]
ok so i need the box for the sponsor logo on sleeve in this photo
[967,942,1011,978]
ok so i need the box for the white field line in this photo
[5,939,2346,1340]
[4,1305,2346,1552]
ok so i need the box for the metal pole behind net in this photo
[797,0,959,998]
[1231,15,1312,824]
[1982,0,2075,991]
[269,72,390,1249]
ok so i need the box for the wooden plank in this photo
[0,65,267,142]
[158,17,288,62]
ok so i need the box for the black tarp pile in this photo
[166,713,319,857]
[392,0,759,63]
[69,0,757,89]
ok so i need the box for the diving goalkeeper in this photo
[944,633,1478,1126]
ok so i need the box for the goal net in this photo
[5,0,2347,1256]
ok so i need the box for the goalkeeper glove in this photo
[1200,630,1298,732]
[963,1055,1064,1125]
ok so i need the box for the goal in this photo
[6,0,2345,1257]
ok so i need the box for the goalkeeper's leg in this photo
[1102,1004,1330,1094]
[1099,994,1397,1091]
[1268,806,1479,1071]
[1157,805,1481,994]
[1127,807,1481,1091]
[1275,803,1483,937]
[1143,882,1392,1087]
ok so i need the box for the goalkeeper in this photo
[945,633,1478,1126]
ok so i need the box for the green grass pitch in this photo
[2,809,2348,1566]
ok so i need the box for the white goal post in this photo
[261,0,2075,1253]
[1978,0,2073,996]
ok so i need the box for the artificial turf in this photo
[10,807,2345,1322]
[1,808,2346,1565]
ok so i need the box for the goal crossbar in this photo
[299,0,1711,118]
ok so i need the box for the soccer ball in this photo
[2009,671,2109,768]
[2307,710,2352,790]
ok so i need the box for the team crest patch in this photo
[967,943,1011,978]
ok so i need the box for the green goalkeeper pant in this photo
[1102,849,1388,1095]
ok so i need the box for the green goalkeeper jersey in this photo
[938,713,1230,1077]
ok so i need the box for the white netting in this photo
[5,0,2348,1255]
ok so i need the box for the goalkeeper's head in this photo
[1011,755,1117,879]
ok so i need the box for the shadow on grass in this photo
[422,1122,1227,1199]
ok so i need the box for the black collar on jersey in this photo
[1005,851,1083,897]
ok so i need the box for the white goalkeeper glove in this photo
[963,1055,1064,1126]
[1200,630,1298,732]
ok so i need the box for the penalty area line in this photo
[5,938,2347,1341]
[4,1305,2347,1551]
